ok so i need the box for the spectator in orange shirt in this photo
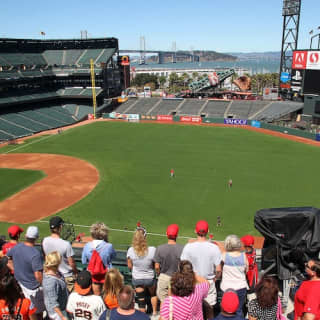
[103,268,124,309]
[0,259,37,320]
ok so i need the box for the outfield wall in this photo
[103,113,318,141]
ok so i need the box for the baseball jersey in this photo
[66,292,106,320]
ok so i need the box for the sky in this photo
[0,0,319,53]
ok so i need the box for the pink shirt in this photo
[160,282,209,320]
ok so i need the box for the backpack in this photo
[87,249,107,276]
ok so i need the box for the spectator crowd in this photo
[0,217,319,320]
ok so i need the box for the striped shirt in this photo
[160,282,209,320]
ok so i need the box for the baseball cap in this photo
[166,224,179,238]
[8,225,24,238]
[49,216,64,229]
[75,270,92,295]
[241,235,255,246]
[221,291,239,314]
[26,226,39,239]
[195,220,209,235]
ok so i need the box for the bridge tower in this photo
[279,0,302,95]
[172,41,177,63]
[139,36,146,65]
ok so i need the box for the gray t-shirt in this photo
[127,246,156,280]
[153,243,184,276]
[180,241,222,279]
[42,236,74,277]
[7,243,43,290]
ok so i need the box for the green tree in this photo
[169,72,180,87]
[131,73,159,89]
[159,76,166,89]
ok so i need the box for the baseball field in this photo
[1,121,320,248]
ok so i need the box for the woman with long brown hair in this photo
[127,226,158,316]
[160,260,209,320]
[248,276,279,320]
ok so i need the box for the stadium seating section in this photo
[177,99,205,115]
[112,98,303,122]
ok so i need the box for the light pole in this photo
[309,27,320,50]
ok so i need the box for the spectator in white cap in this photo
[7,226,46,320]
[42,216,78,292]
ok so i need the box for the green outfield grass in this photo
[1,121,320,247]
[0,168,45,201]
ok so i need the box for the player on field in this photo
[170,169,175,178]
[228,179,233,189]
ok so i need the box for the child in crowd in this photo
[103,268,124,309]
[241,235,259,292]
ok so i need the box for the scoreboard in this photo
[292,50,320,95]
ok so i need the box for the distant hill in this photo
[192,50,237,61]
[147,50,237,63]
[227,51,282,61]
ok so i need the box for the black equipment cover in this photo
[254,207,320,280]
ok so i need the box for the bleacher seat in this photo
[202,100,229,118]
[149,99,182,116]
[255,102,303,121]
[177,99,204,116]
[0,117,33,138]
[0,130,14,141]
[1,113,50,132]
[77,49,102,65]
[127,98,159,114]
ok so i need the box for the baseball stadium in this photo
[1,6,320,318]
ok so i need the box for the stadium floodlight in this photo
[279,0,302,97]
[282,0,301,16]
[310,27,320,50]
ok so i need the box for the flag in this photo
[40,31,46,36]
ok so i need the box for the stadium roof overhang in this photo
[0,37,119,53]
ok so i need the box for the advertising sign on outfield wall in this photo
[157,115,173,121]
[126,114,140,120]
[180,116,202,123]
[251,120,261,128]
[224,119,247,125]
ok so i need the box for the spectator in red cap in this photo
[241,235,259,293]
[181,220,222,319]
[154,224,184,304]
[2,225,24,256]
[212,290,245,320]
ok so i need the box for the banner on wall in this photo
[224,118,247,125]
[180,116,202,123]
[157,115,173,121]
[251,120,261,128]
